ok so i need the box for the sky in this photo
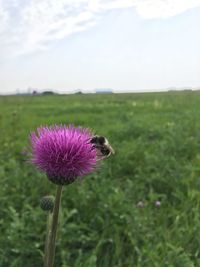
[0,0,200,94]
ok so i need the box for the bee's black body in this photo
[90,135,114,158]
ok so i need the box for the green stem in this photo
[44,212,52,267]
[46,185,63,267]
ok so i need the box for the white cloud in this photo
[0,0,98,56]
[132,0,200,19]
[0,0,200,57]
[94,0,200,18]
[19,1,96,54]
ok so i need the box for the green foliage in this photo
[1,91,200,266]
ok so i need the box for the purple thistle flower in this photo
[155,200,161,207]
[30,125,98,185]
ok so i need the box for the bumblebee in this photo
[90,135,115,159]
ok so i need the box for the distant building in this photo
[32,90,37,95]
[95,88,113,94]
[42,91,55,95]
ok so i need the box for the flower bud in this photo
[40,195,55,212]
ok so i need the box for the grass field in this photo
[1,91,200,267]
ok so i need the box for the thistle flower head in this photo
[30,125,98,185]
[155,200,161,207]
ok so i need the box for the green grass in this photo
[1,91,200,267]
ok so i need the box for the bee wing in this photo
[107,144,115,154]
[104,139,115,155]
